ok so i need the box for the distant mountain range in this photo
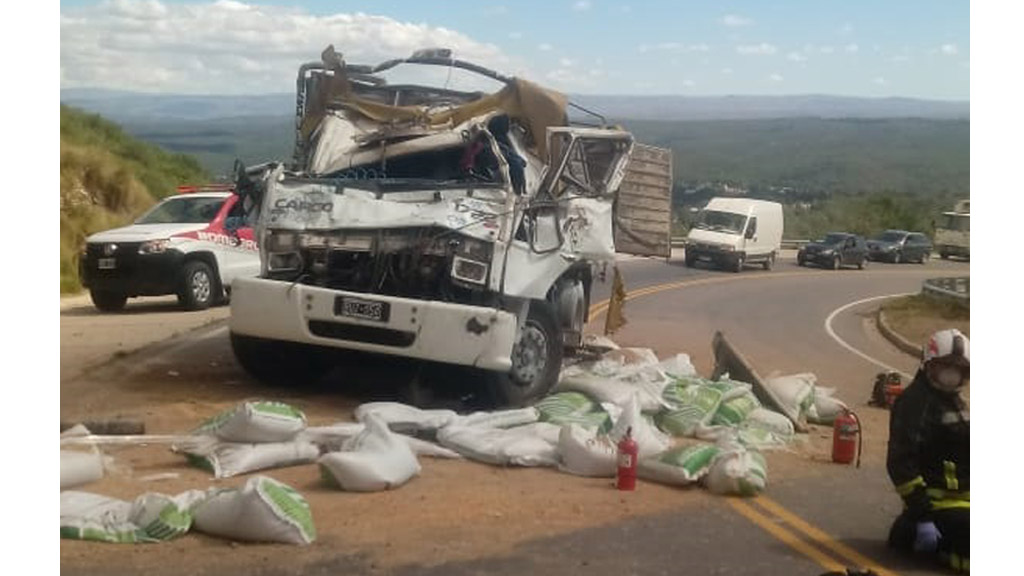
[60,88,968,123]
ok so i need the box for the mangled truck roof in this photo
[294,46,577,177]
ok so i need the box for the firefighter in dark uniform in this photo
[886,329,970,572]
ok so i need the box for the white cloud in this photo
[484,5,509,16]
[682,79,695,87]
[722,14,752,27]
[940,43,959,56]
[845,44,859,54]
[538,43,554,51]
[889,55,911,64]
[737,43,777,55]
[787,52,808,62]
[721,67,733,75]
[819,46,835,54]
[508,31,523,40]
[840,23,854,35]
[873,77,886,85]
[620,5,632,13]
[572,1,592,11]
[559,57,575,67]
[769,73,783,82]
[61,1,522,94]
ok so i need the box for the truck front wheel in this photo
[486,301,563,407]
[230,333,332,386]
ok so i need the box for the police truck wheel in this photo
[486,300,563,407]
[90,289,127,312]
[230,333,332,385]
[179,261,215,311]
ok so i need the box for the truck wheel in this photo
[179,261,216,311]
[684,254,696,268]
[832,256,841,270]
[857,258,866,270]
[762,252,775,270]
[230,333,332,386]
[732,255,745,273]
[893,252,902,264]
[940,252,949,260]
[486,300,563,407]
[90,289,127,312]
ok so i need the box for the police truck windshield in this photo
[136,197,225,225]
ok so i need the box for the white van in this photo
[684,197,783,272]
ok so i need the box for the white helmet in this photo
[923,329,970,371]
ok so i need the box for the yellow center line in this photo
[754,497,901,576]
[727,498,847,573]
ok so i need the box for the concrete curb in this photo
[876,308,922,359]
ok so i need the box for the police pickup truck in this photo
[79,185,260,312]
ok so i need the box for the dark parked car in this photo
[867,230,932,263]
[797,233,868,270]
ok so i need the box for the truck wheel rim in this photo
[192,271,211,302]
[511,323,547,386]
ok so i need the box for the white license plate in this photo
[698,255,712,262]
[98,258,116,270]
[335,297,390,322]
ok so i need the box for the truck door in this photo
[612,143,673,259]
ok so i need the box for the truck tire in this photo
[486,300,563,407]
[832,256,841,270]
[230,333,332,386]
[762,252,775,270]
[684,254,696,268]
[90,289,127,312]
[179,261,216,311]
[732,255,745,273]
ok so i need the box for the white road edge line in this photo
[824,293,917,380]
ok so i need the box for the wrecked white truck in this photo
[228,47,672,406]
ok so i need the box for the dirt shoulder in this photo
[879,294,969,351]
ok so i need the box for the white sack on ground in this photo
[401,435,463,459]
[61,490,205,543]
[436,422,561,467]
[557,424,617,477]
[658,353,698,379]
[177,438,320,479]
[557,348,673,412]
[764,373,817,427]
[704,444,768,496]
[193,476,316,545]
[610,394,672,458]
[319,415,421,492]
[638,443,721,486]
[455,407,540,429]
[657,385,724,437]
[353,402,459,434]
[193,401,307,443]
[298,423,367,450]
[807,387,849,425]
[61,450,105,490]
[536,392,612,432]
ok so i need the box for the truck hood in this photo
[86,223,207,243]
[686,228,742,247]
[262,175,506,242]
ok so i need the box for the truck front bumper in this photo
[229,277,517,371]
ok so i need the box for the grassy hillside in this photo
[60,105,210,293]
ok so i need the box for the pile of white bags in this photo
[318,415,422,492]
[60,489,206,543]
[193,476,317,545]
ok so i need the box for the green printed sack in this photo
[638,443,721,486]
[656,386,724,437]
[705,447,769,497]
[60,490,205,544]
[537,392,611,432]
[711,391,762,427]
[193,476,316,545]
[193,401,307,443]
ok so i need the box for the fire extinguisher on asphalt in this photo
[617,426,638,491]
[832,408,862,468]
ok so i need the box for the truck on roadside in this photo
[227,47,673,406]
[934,199,969,260]
[682,197,783,272]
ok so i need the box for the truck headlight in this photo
[452,257,489,285]
[139,239,170,254]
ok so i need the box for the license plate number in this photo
[335,297,390,322]
[98,258,116,270]
[698,255,712,262]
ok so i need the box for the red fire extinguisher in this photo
[832,409,862,467]
[617,426,638,491]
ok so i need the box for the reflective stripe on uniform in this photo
[927,488,969,501]
[931,498,971,510]
[944,460,960,491]
[896,475,926,496]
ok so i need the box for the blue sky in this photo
[59,1,969,99]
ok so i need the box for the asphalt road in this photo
[60,251,970,576]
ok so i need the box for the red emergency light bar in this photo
[176,184,236,194]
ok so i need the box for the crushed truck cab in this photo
[229,46,670,406]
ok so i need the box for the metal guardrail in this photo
[671,237,809,250]
[922,276,970,304]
